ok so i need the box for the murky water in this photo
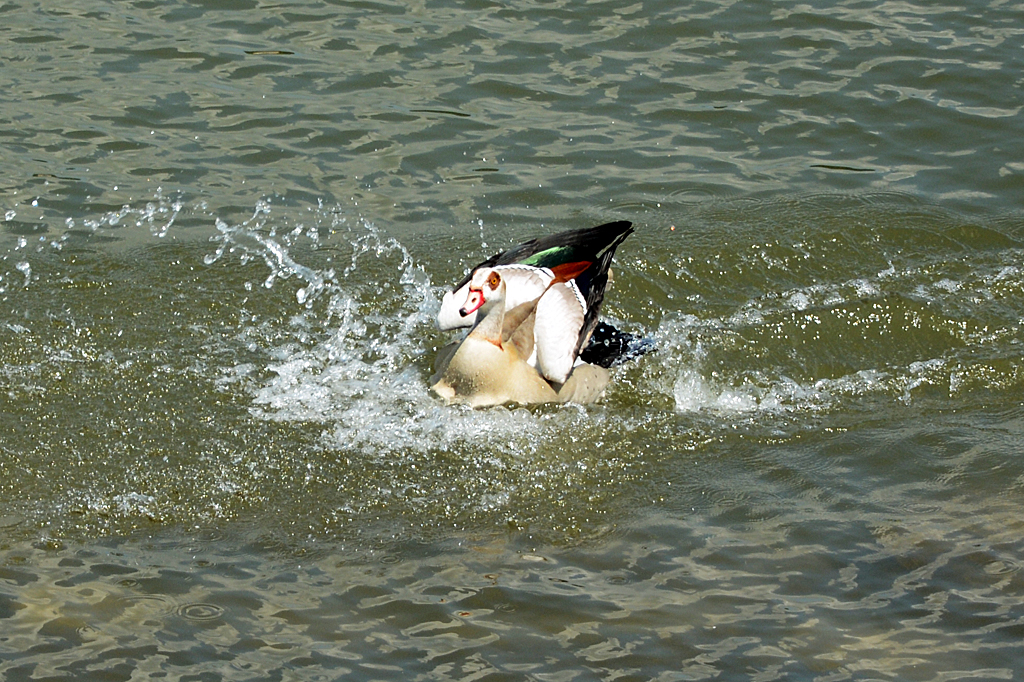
[3,1,1024,679]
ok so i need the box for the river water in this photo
[2,1,1024,679]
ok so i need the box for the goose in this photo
[430,268,610,407]
[437,220,635,384]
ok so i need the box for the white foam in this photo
[672,365,893,415]
[673,367,719,412]
[655,292,962,415]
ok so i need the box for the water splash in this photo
[79,187,184,238]
[204,198,334,305]
[200,205,634,465]
[660,242,1024,416]
[240,226,553,456]
[15,260,31,286]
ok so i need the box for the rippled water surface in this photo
[3,0,1024,679]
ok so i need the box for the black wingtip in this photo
[580,321,656,369]
[451,220,637,292]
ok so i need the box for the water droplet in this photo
[15,261,31,285]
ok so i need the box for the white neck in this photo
[470,287,506,345]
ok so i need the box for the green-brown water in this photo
[3,1,1024,679]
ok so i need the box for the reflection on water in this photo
[3,484,1024,680]
[3,0,1024,239]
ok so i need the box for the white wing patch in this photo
[534,281,586,384]
[495,265,554,310]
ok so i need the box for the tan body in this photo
[431,298,609,408]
